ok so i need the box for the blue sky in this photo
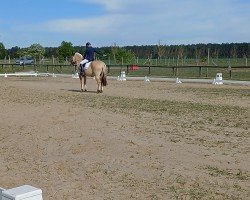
[0,0,249,48]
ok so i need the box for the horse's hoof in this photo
[97,90,103,93]
[81,89,84,92]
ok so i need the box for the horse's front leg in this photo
[83,76,87,92]
[79,75,84,92]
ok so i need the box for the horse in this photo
[71,52,107,93]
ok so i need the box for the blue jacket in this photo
[84,46,95,61]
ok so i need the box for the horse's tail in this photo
[101,64,107,86]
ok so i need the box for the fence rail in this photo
[106,64,250,80]
[0,63,250,80]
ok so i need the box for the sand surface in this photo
[0,77,249,199]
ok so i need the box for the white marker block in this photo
[2,185,42,200]
[1,187,6,199]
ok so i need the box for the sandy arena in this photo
[0,77,249,199]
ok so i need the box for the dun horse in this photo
[71,52,107,93]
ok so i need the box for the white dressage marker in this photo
[176,77,182,84]
[1,185,43,200]
[212,73,223,85]
[0,72,38,77]
[118,71,126,81]
[1,187,6,200]
[144,76,150,82]
[72,72,79,79]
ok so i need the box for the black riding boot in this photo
[80,64,86,76]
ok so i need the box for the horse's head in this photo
[71,52,83,65]
[70,56,76,65]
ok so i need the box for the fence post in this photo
[148,66,151,75]
[199,66,201,77]
[229,65,232,79]
[52,55,55,64]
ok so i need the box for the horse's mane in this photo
[74,52,83,60]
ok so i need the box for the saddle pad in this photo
[85,62,91,70]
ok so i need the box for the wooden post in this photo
[199,66,202,77]
[207,48,210,65]
[229,66,232,79]
[126,65,129,75]
[148,66,151,75]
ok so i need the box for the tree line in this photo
[0,41,249,63]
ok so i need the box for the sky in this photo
[0,0,249,49]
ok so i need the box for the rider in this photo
[80,42,95,75]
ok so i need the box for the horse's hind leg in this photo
[95,75,102,93]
